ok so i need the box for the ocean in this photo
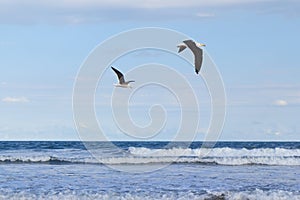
[0,141,299,199]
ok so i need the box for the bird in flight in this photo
[177,40,206,74]
[111,66,135,88]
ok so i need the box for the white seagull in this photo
[111,66,135,88]
[177,40,206,74]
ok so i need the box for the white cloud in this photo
[196,12,215,18]
[0,0,274,9]
[2,97,29,103]
[0,0,298,24]
[273,99,288,106]
[72,0,275,9]
[265,128,281,136]
[79,123,89,129]
[227,84,300,107]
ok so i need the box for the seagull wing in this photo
[183,40,203,74]
[111,67,125,84]
[177,44,187,53]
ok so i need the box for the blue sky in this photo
[0,0,300,141]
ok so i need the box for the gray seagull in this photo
[111,66,135,88]
[177,40,206,74]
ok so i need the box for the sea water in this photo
[0,141,299,199]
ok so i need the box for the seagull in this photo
[111,66,135,88]
[177,40,206,74]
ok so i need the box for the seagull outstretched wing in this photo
[183,40,203,74]
[111,66,125,84]
[177,44,187,53]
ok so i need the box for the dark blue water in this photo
[0,141,299,199]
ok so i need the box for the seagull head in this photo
[196,43,206,47]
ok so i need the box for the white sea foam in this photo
[127,147,300,166]
[227,189,300,200]
[0,189,299,200]
[129,147,300,157]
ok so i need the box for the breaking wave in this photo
[0,189,299,200]
[0,147,299,166]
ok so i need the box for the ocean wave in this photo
[0,155,82,164]
[127,147,300,166]
[0,155,299,166]
[98,156,300,166]
[129,146,300,157]
[0,147,299,166]
[0,189,299,200]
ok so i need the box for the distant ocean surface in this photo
[0,141,299,200]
